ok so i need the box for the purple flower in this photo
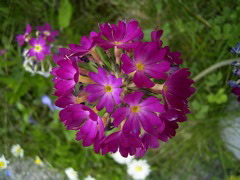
[69,31,99,56]
[41,95,63,111]
[85,67,122,113]
[53,48,74,63]
[136,133,160,157]
[37,23,59,43]
[60,104,105,146]
[76,114,105,150]
[28,38,50,61]
[151,28,163,47]
[94,20,142,50]
[164,46,183,65]
[158,114,179,142]
[59,104,94,130]
[162,68,195,112]
[98,131,144,157]
[231,42,240,55]
[112,91,164,136]
[232,87,240,101]
[16,24,32,46]
[50,20,196,157]
[55,90,76,108]
[51,58,80,96]
[41,95,55,110]
[121,42,170,88]
[0,49,6,56]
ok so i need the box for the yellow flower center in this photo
[43,31,50,36]
[16,148,22,154]
[105,85,112,92]
[35,45,42,52]
[136,63,144,71]
[114,41,122,45]
[0,161,5,168]
[35,156,43,165]
[163,85,167,92]
[135,165,143,172]
[131,106,140,113]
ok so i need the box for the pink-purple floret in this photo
[37,23,59,43]
[51,19,196,157]
[16,24,32,46]
[28,38,50,61]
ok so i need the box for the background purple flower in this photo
[37,23,59,43]
[16,24,32,46]
[28,38,50,61]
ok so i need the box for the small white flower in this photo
[11,144,24,158]
[65,167,78,180]
[127,159,151,180]
[84,175,96,180]
[22,49,52,78]
[35,156,44,166]
[0,155,9,169]
[110,151,134,164]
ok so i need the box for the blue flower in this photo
[41,95,62,111]
[231,42,240,55]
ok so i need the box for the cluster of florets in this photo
[229,43,240,101]
[229,61,240,101]
[16,23,59,77]
[51,20,195,157]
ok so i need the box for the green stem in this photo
[193,59,240,82]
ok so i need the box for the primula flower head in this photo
[17,23,60,77]
[52,20,195,157]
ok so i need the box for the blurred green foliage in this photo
[0,0,240,179]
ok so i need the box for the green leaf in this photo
[95,46,111,68]
[58,0,73,29]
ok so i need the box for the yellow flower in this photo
[35,156,43,166]
[0,155,9,169]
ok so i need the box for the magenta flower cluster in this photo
[16,23,59,61]
[51,20,195,157]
